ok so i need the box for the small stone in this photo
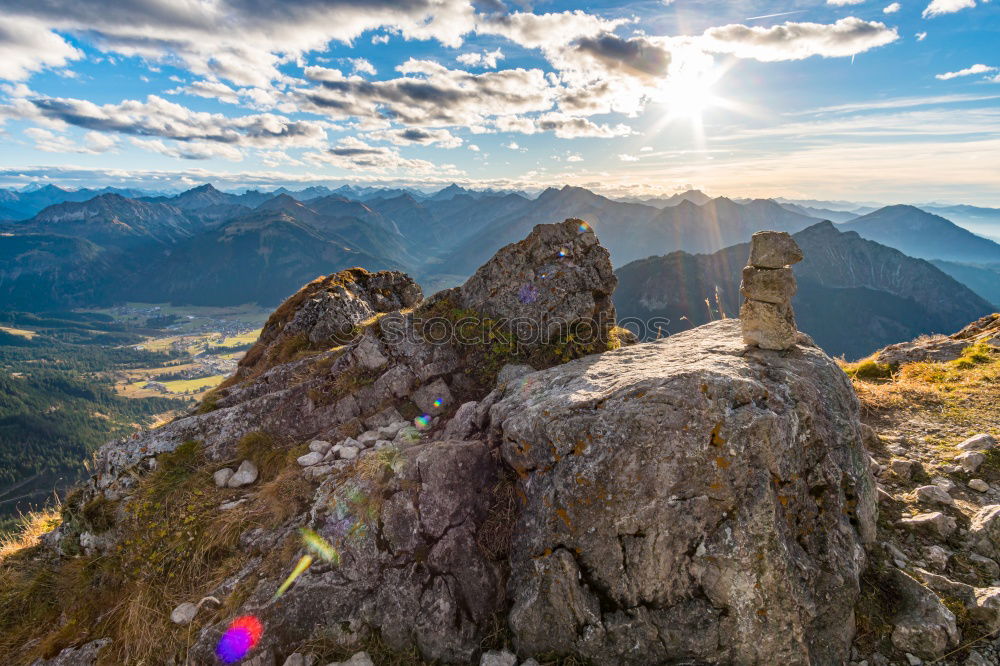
[924,545,951,570]
[309,440,332,454]
[740,299,797,350]
[970,553,1000,578]
[378,421,407,439]
[740,266,797,304]
[325,652,374,666]
[520,661,541,666]
[889,458,915,479]
[915,485,954,506]
[297,451,325,467]
[226,460,258,487]
[965,650,990,666]
[374,439,393,449]
[339,446,360,460]
[213,467,234,487]
[480,650,517,666]
[748,230,804,268]
[412,378,454,415]
[970,479,990,493]
[958,434,997,451]
[933,476,957,493]
[304,465,334,481]
[357,431,379,445]
[282,654,318,666]
[900,512,957,539]
[905,654,922,666]
[956,451,986,472]
[170,601,198,625]
[394,425,421,443]
[219,499,246,510]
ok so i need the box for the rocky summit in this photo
[3,218,998,666]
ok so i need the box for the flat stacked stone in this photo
[740,231,803,350]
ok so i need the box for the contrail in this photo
[745,9,808,20]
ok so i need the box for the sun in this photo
[660,57,724,121]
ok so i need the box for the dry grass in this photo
[0,509,61,560]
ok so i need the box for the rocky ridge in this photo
[3,217,995,666]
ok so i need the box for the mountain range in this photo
[0,181,998,355]
[613,221,994,358]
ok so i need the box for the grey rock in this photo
[282,654,318,666]
[309,440,332,454]
[244,649,275,666]
[965,650,990,666]
[170,601,198,625]
[971,553,1000,578]
[933,476,957,493]
[352,334,388,370]
[297,451,325,467]
[901,512,957,539]
[971,506,1000,559]
[890,569,959,659]
[740,266,796,304]
[226,460,258,487]
[373,365,416,400]
[480,650,517,666]
[412,378,453,415]
[364,406,405,430]
[496,364,535,388]
[740,298,797,350]
[213,467,234,487]
[30,639,111,666]
[378,421,408,439]
[748,230,804,268]
[490,319,875,664]
[325,652,374,666]
[889,458,914,479]
[338,445,359,460]
[877,335,973,366]
[957,450,986,472]
[457,218,617,351]
[915,568,1000,630]
[924,545,951,570]
[442,401,478,440]
[357,430,379,445]
[303,465,334,481]
[905,654,923,666]
[915,485,954,506]
[959,434,998,451]
[394,425,421,443]
[971,479,991,492]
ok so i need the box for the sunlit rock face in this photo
[491,318,876,665]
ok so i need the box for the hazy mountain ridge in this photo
[614,220,994,358]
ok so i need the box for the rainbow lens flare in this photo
[432,398,443,409]
[577,221,592,233]
[216,615,263,663]
[275,554,313,599]
[557,247,568,258]
[414,414,432,430]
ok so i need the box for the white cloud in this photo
[883,2,902,12]
[916,31,928,40]
[828,0,865,5]
[640,146,654,152]
[698,17,899,62]
[130,137,244,161]
[935,63,997,80]
[8,94,328,148]
[566,153,583,162]
[922,0,976,17]
[349,58,377,76]
[504,141,520,150]
[478,10,628,50]
[456,48,505,69]
[618,153,639,161]
[367,126,463,148]
[25,127,117,154]
[371,34,390,45]
[304,135,459,174]
[468,143,479,151]
[0,17,82,81]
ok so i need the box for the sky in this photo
[0,0,997,205]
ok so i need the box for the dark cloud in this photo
[574,34,672,78]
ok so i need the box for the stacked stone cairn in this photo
[740,230,804,350]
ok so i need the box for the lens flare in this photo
[518,283,539,304]
[274,554,313,599]
[414,414,432,430]
[301,527,339,564]
[577,221,592,234]
[216,615,263,663]
[557,247,568,258]
[432,398,443,409]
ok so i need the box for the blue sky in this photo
[0,0,997,204]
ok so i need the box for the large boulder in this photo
[490,318,876,664]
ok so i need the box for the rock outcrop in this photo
[492,317,875,664]
[19,221,881,665]
[876,312,1000,365]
